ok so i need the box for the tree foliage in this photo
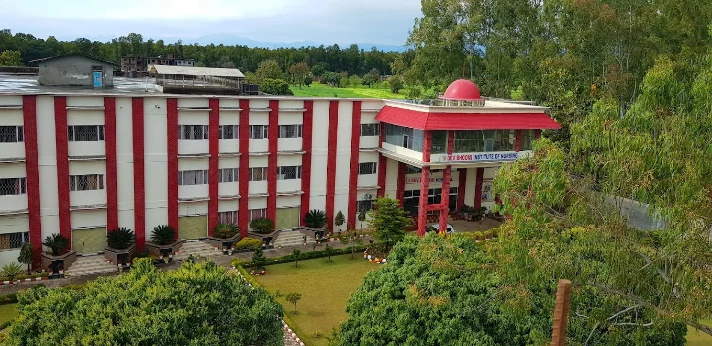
[304,209,327,228]
[150,225,175,245]
[0,50,22,66]
[106,227,135,250]
[42,233,69,256]
[334,211,345,231]
[260,78,293,96]
[17,242,33,273]
[368,196,412,244]
[250,217,275,234]
[7,259,284,345]
[286,292,302,313]
[288,61,310,87]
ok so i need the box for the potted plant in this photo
[105,227,138,266]
[303,209,327,228]
[145,225,183,260]
[1,262,23,283]
[17,242,33,274]
[247,217,279,248]
[334,211,345,232]
[205,224,240,254]
[40,233,75,276]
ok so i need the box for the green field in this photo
[687,320,712,346]
[0,303,18,328]
[253,254,377,346]
[290,82,406,99]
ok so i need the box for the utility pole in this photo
[550,279,572,346]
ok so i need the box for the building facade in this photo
[123,54,195,76]
[33,54,115,87]
[0,80,559,267]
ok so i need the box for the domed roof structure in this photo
[439,79,483,101]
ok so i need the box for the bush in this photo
[249,217,274,234]
[303,209,327,228]
[473,231,484,240]
[106,227,135,250]
[42,233,69,256]
[1,263,22,281]
[150,225,175,245]
[213,224,239,239]
[236,238,262,250]
[233,243,375,268]
[483,230,493,239]
[261,78,293,96]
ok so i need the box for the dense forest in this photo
[0,29,411,77]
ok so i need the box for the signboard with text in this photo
[437,151,529,163]
[405,176,454,184]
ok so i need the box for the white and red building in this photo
[0,79,559,267]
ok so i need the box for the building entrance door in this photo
[276,207,300,230]
[72,228,106,254]
[178,215,207,240]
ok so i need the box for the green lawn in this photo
[0,303,18,328]
[687,320,712,346]
[290,82,406,99]
[253,254,377,346]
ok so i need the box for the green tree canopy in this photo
[260,78,293,96]
[255,59,284,81]
[367,196,411,244]
[7,259,284,345]
[0,50,23,66]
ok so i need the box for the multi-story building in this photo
[122,54,195,76]
[0,79,559,267]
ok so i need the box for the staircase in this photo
[65,255,119,277]
[173,240,224,261]
[273,230,315,248]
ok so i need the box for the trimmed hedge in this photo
[0,293,18,305]
[232,244,379,268]
[236,238,263,250]
[0,272,48,282]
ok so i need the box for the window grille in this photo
[68,125,104,141]
[70,174,104,191]
[179,125,209,140]
[278,125,302,138]
[248,208,267,222]
[218,168,239,183]
[249,167,268,181]
[219,125,239,139]
[277,166,302,180]
[218,211,238,225]
[360,124,379,137]
[250,125,269,139]
[178,170,208,185]
[0,232,29,250]
[357,200,374,212]
[358,162,377,175]
[0,126,23,143]
[0,178,26,196]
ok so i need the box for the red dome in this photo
[439,79,483,101]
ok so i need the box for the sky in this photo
[0,0,422,46]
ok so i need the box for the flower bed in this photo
[0,272,49,286]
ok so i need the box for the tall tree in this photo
[288,61,310,88]
[255,59,284,82]
[367,197,411,246]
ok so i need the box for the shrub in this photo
[106,227,135,250]
[303,209,327,228]
[483,230,493,239]
[261,78,293,96]
[236,238,262,250]
[17,242,33,273]
[473,231,484,241]
[249,217,274,234]
[252,248,267,268]
[334,211,345,231]
[213,224,239,239]
[150,225,175,245]
[42,233,69,256]
[1,262,22,281]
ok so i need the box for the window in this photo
[249,167,268,181]
[360,123,380,137]
[278,166,302,180]
[520,130,535,151]
[218,211,238,225]
[453,130,515,153]
[70,174,104,191]
[278,125,302,138]
[178,170,208,185]
[359,162,377,175]
[0,126,23,143]
[218,168,239,183]
[249,208,267,222]
[405,165,421,174]
[384,124,424,151]
[431,130,448,154]
[357,198,374,212]
[0,232,29,250]
[0,178,26,195]
[68,125,104,141]
[219,125,239,139]
[250,125,268,139]
[179,125,209,140]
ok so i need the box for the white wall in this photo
[143,98,168,229]
[308,100,329,212]
[333,101,353,229]
[36,96,60,239]
[115,97,134,230]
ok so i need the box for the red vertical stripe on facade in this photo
[300,101,314,220]
[208,98,220,236]
[376,123,386,198]
[417,167,430,236]
[396,162,406,207]
[132,98,146,249]
[22,96,42,267]
[347,101,361,230]
[238,99,250,237]
[104,97,118,231]
[166,98,179,235]
[535,129,541,140]
[267,100,279,225]
[325,101,339,228]
[439,130,454,231]
[457,168,467,211]
[515,130,522,152]
[54,97,72,244]
[474,167,484,209]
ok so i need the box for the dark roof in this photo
[29,53,118,66]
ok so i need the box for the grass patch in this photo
[290,82,406,99]
[253,253,377,346]
[687,320,712,346]
[0,303,18,328]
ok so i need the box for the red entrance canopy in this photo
[375,105,561,131]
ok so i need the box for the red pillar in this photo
[267,100,279,225]
[396,162,406,207]
[456,168,467,211]
[347,101,362,230]
[238,99,250,237]
[54,96,72,245]
[515,130,522,152]
[23,96,42,267]
[417,167,430,237]
[438,130,454,233]
[325,101,339,229]
[207,98,220,235]
[166,98,179,237]
[535,129,541,140]
[376,123,386,198]
[132,98,146,250]
[104,97,118,232]
[300,101,314,222]
[474,167,484,209]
